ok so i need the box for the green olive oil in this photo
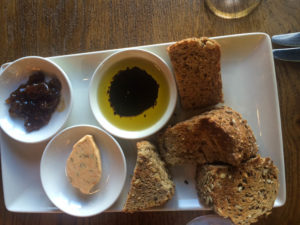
[97,58,170,131]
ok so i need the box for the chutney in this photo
[6,71,62,132]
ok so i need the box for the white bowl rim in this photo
[89,49,177,139]
[0,56,73,143]
[40,124,127,217]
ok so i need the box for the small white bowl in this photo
[89,49,177,139]
[40,125,126,217]
[0,56,72,143]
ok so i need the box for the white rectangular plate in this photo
[0,33,286,212]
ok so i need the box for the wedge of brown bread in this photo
[167,37,223,110]
[123,141,175,212]
[158,106,258,166]
[195,155,279,225]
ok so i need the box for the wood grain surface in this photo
[0,0,300,224]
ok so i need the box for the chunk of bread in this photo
[66,135,102,194]
[158,106,258,166]
[195,155,279,225]
[167,37,223,110]
[123,141,175,212]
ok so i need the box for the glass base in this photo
[186,214,233,225]
[205,0,262,19]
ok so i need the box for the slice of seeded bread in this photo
[167,37,223,110]
[158,106,258,166]
[196,155,279,225]
[123,141,175,212]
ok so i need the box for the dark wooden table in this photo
[0,1,299,224]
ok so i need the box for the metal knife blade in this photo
[273,47,300,62]
[272,32,300,47]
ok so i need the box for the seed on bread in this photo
[195,155,279,225]
[158,106,258,166]
[123,141,175,212]
[167,37,223,110]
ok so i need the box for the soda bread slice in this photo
[158,106,258,166]
[167,37,223,110]
[196,155,279,225]
[123,141,175,212]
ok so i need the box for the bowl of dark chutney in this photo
[0,56,73,143]
[89,49,177,139]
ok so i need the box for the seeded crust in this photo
[123,141,175,212]
[196,155,279,225]
[167,37,223,110]
[158,106,258,166]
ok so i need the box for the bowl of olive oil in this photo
[89,49,177,139]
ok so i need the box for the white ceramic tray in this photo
[0,33,286,213]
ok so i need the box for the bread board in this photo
[0,32,286,213]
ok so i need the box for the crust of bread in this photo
[158,106,258,166]
[167,37,223,110]
[196,155,279,225]
[123,141,175,212]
